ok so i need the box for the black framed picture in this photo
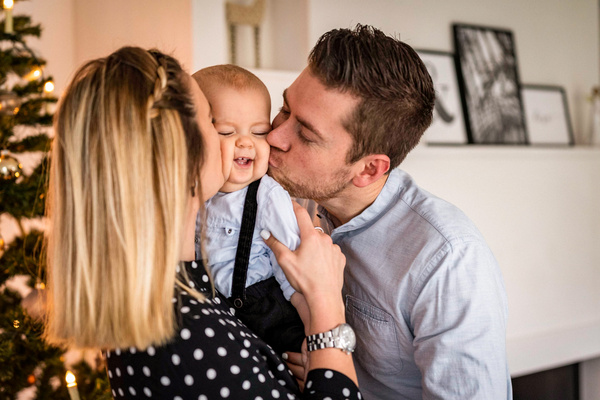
[521,85,574,146]
[417,50,468,145]
[453,23,528,144]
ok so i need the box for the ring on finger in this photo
[314,227,325,233]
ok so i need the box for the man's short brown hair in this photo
[308,24,435,169]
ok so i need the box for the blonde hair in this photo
[45,47,205,349]
[192,64,270,109]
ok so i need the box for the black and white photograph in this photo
[417,50,468,145]
[521,85,574,146]
[453,24,527,144]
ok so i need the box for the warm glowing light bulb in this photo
[65,370,81,400]
[4,0,13,34]
[32,69,41,78]
[44,81,54,93]
[65,371,76,387]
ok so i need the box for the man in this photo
[267,25,512,399]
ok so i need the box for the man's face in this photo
[267,68,359,202]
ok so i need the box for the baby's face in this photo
[210,87,271,193]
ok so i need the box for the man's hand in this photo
[283,339,308,391]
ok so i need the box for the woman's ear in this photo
[351,154,390,188]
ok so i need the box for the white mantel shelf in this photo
[411,143,600,157]
[507,320,600,377]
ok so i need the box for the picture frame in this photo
[416,49,468,145]
[453,23,528,144]
[521,85,574,146]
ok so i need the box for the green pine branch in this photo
[6,133,51,153]
[0,230,45,286]
[0,15,42,42]
[12,77,55,97]
[0,162,47,218]
[0,293,68,399]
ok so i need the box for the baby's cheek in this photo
[218,140,234,178]
[257,143,271,173]
[219,138,234,159]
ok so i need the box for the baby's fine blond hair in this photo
[192,64,270,109]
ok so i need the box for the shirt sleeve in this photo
[259,180,301,301]
[410,238,511,399]
[302,369,361,399]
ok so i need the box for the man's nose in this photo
[267,122,290,152]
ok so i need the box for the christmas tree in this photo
[0,1,110,398]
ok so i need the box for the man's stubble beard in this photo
[267,165,353,203]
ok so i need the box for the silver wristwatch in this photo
[306,323,356,354]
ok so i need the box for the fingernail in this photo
[260,230,271,240]
[281,352,289,360]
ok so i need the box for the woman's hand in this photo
[261,202,346,308]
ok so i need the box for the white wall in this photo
[15,0,75,95]
[17,0,194,95]
[73,0,193,72]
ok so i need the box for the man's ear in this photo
[351,154,390,188]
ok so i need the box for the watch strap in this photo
[306,324,355,354]
[307,330,338,352]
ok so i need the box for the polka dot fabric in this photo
[105,260,361,399]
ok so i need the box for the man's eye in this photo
[218,132,234,136]
[278,107,290,116]
[296,129,313,144]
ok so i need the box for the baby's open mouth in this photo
[234,157,253,166]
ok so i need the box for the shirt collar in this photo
[317,168,403,237]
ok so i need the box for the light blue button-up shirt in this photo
[319,168,512,400]
[197,175,300,300]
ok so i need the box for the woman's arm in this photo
[261,202,358,386]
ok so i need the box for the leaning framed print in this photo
[453,23,528,144]
[417,49,468,145]
[521,85,574,146]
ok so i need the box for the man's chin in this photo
[267,167,301,197]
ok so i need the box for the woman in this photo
[44,47,360,399]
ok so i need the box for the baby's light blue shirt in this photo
[196,175,300,300]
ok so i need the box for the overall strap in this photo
[231,178,261,308]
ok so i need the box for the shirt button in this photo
[225,228,234,236]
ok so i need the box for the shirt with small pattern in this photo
[105,260,362,400]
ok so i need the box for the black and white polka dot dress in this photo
[105,261,362,399]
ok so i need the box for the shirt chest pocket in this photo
[204,225,242,264]
[345,295,403,375]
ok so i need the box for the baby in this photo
[192,65,307,353]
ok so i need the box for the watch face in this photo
[339,324,356,350]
